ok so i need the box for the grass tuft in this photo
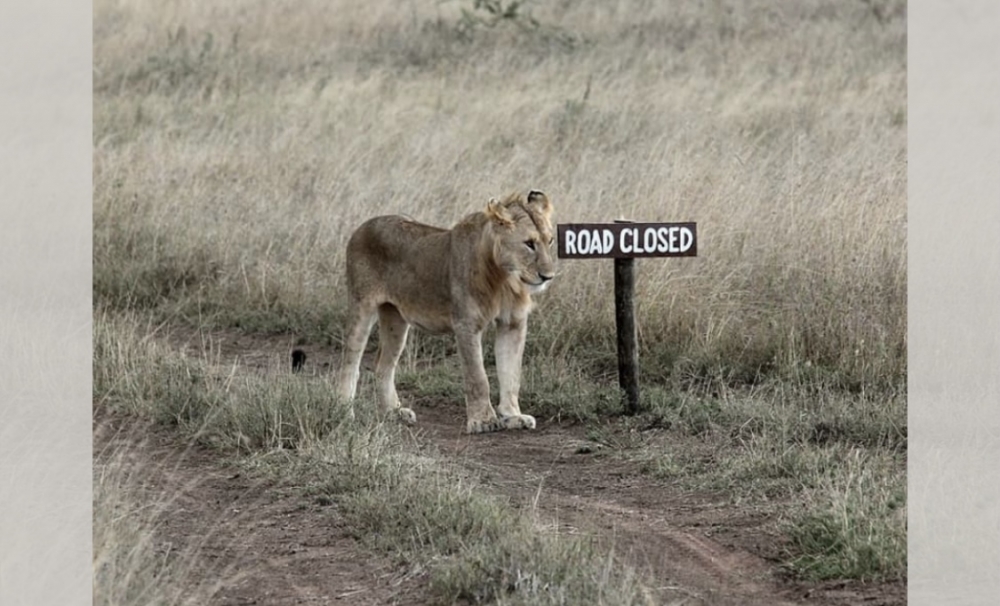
[784,450,906,581]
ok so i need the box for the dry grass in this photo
[93,0,906,391]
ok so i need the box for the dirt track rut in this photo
[115,327,904,605]
[413,401,803,606]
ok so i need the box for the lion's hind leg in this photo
[375,303,417,425]
[337,302,377,408]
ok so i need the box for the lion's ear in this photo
[486,198,515,228]
[526,190,551,214]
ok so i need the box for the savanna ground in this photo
[93,0,907,604]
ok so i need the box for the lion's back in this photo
[345,216,453,313]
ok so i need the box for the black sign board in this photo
[557,222,697,259]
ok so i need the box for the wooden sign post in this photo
[557,221,698,414]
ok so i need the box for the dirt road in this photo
[96,330,904,605]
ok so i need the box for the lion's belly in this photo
[396,306,453,334]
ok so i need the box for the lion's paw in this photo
[501,414,536,430]
[466,417,504,434]
[397,407,417,425]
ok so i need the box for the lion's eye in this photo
[524,240,536,251]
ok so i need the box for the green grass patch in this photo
[784,450,907,581]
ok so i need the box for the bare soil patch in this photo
[111,326,904,605]
[95,411,433,605]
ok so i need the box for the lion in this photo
[335,190,556,434]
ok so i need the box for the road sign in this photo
[555,221,698,414]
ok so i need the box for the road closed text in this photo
[557,222,697,259]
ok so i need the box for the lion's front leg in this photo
[454,327,503,434]
[494,317,536,431]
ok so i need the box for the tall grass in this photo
[93,0,906,391]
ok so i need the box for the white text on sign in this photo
[556,222,698,259]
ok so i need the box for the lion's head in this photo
[485,190,557,295]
